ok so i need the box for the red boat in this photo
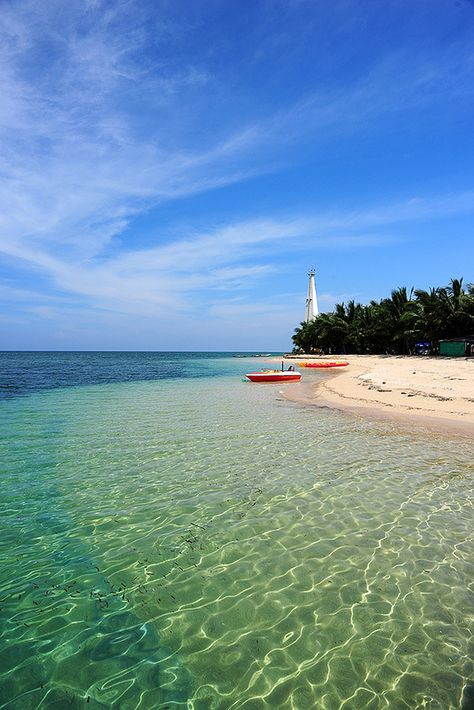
[245,370,301,383]
[298,361,349,368]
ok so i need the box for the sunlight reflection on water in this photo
[0,370,473,708]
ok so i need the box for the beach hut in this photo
[439,337,474,357]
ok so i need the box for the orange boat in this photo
[298,361,349,368]
[246,370,301,383]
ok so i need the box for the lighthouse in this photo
[304,269,319,322]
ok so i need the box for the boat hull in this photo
[246,372,301,383]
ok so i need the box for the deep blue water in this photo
[0,351,278,399]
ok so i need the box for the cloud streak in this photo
[1,0,474,343]
[2,191,474,320]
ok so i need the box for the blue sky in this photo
[1,0,474,350]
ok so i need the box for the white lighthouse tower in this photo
[304,269,319,322]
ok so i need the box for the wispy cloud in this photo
[1,0,474,340]
[2,190,473,321]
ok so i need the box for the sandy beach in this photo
[277,355,474,436]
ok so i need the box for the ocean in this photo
[0,352,472,709]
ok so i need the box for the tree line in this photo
[292,278,474,355]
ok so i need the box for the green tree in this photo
[291,277,474,355]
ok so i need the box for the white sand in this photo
[271,355,474,436]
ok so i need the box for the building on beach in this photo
[439,337,474,357]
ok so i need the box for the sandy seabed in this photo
[275,355,474,437]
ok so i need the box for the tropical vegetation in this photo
[292,278,474,355]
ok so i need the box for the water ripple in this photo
[0,376,473,708]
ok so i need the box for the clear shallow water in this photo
[0,353,473,709]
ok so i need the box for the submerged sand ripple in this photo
[0,377,473,708]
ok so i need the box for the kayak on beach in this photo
[298,361,349,368]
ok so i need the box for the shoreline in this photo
[269,354,474,438]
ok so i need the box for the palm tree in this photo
[291,277,474,355]
[380,287,416,354]
[442,278,474,337]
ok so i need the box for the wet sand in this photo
[273,355,474,437]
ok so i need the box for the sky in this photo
[1,0,474,351]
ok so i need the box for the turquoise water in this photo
[0,353,473,709]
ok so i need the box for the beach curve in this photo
[274,355,474,437]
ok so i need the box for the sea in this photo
[0,351,472,709]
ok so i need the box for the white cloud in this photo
[1,0,474,337]
[2,193,474,320]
